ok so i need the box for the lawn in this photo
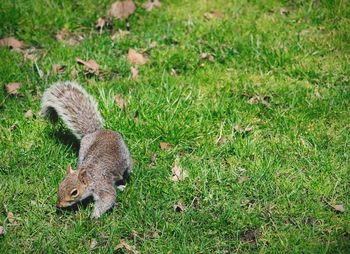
[0,0,349,253]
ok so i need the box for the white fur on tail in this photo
[41,81,103,139]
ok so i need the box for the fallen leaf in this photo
[0,37,24,49]
[130,66,139,80]
[5,83,21,95]
[56,28,83,45]
[24,109,33,118]
[238,175,250,184]
[248,95,260,104]
[240,229,260,243]
[143,0,161,11]
[200,52,215,62]
[7,212,15,224]
[114,239,139,254]
[70,68,79,79]
[0,226,5,236]
[114,94,127,109]
[52,64,65,74]
[170,161,188,182]
[332,204,345,213]
[109,0,136,20]
[128,49,148,65]
[76,58,100,74]
[204,11,224,20]
[96,18,106,34]
[111,29,130,40]
[170,68,177,76]
[279,7,289,16]
[90,238,97,249]
[174,201,186,213]
[233,124,253,135]
[22,47,41,61]
[160,141,172,150]
[191,197,200,209]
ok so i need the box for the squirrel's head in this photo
[56,164,89,208]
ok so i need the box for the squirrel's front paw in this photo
[90,210,101,219]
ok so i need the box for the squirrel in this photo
[41,81,132,219]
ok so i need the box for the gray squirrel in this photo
[41,81,132,218]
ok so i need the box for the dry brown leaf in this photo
[0,37,24,49]
[160,141,172,150]
[111,29,130,40]
[238,175,250,184]
[0,226,5,236]
[200,52,215,62]
[233,124,253,134]
[204,11,224,20]
[7,212,15,224]
[114,94,127,109]
[76,58,100,74]
[174,201,186,213]
[170,162,188,182]
[109,0,136,20]
[240,229,260,243]
[114,239,139,254]
[52,64,66,74]
[56,28,83,45]
[23,48,41,61]
[24,109,33,118]
[90,238,97,249]
[332,204,345,213]
[170,68,177,76]
[96,18,106,34]
[128,49,148,65]
[143,0,161,11]
[130,66,139,80]
[5,83,21,95]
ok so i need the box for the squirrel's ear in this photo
[66,164,73,174]
[78,170,88,185]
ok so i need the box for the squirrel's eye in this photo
[70,189,79,198]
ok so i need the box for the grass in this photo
[0,0,349,253]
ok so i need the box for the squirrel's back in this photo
[41,81,103,139]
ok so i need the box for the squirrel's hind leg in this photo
[91,184,116,219]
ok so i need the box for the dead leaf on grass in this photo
[160,141,172,150]
[143,0,161,11]
[128,49,148,65]
[52,64,66,74]
[23,47,42,61]
[204,11,224,20]
[56,28,83,45]
[233,124,253,135]
[7,212,16,224]
[174,201,186,213]
[0,226,5,236]
[111,29,130,40]
[240,229,260,243]
[114,239,139,254]
[109,0,136,20]
[238,175,250,184]
[200,52,215,62]
[0,37,24,49]
[24,109,33,118]
[96,17,106,34]
[5,83,21,95]
[130,66,139,80]
[90,238,97,249]
[76,58,100,74]
[114,94,127,109]
[170,160,188,182]
[332,204,345,213]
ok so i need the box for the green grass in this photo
[0,0,349,253]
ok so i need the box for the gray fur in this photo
[43,82,132,218]
[41,81,103,139]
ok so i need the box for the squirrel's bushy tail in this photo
[41,81,103,139]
